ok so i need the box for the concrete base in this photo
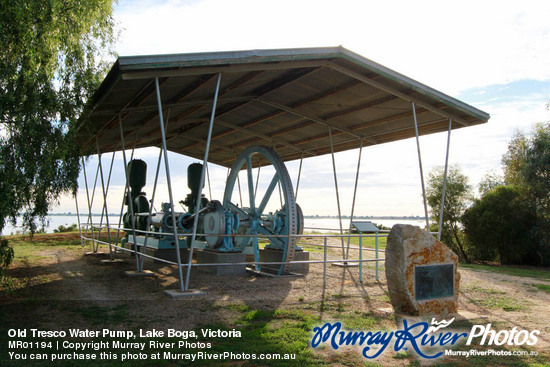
[195,250,246,276]
[164,289,205,298]
[246,268,305,278]
[100,259,127,264]
[125,270,155,277]
[259,248,310,275]
[126,244,191,264]
[85,251,106,256]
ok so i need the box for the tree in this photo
[478,170,504,196]
[522,123,550,220]
[502,130,528,187]
[426,166,473,262]
[462,186,536,265]
[0,0,116,234]
[501,123,550,265]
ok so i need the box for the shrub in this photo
[0,238,15,277]
[53,224,78,233]
[462,186,536,265]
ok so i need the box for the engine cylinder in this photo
[187,163,203,193]
[128,159,147,192]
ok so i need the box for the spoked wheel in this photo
[223,146,298,275]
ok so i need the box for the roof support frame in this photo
[154,77,186,292]
[81,155,98,252]
[346,138,364,260]
[89,78,170,152]
[120,60,331,80]
[258,98,374,143]
[412,102,430,232]
[176,67,322,153]
[438,118,453,241]
[214,92,405,152]
[203,78,363,147]
[96,141,115,258]
[328,127,346,259]
[328,63,472,126]
[118,115,141,271]
[138,109,171,272]
[184,72,223,292]
[214,117,312,157]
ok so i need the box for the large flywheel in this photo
[223,146,300,275]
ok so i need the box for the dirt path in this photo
[2,235,550,365]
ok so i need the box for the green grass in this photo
[344,234,387,250]
[464,285,526,311]
[300,231,387,251]
[62,303,132,326]
[533,283,550,293]
[468,294,525,311]
[460,263,550,280]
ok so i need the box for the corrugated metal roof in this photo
[77,46,489,167]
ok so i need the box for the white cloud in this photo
[53,0,550,218]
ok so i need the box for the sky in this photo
[54,0,550,218]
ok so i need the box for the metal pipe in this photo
[328,127,346,259]
[184,73,222,291]
[119,115,141,271]
[295,152,304,201]
[96,140,114,257]
[438,118,453,241]
[95,150,106,249]
[114,147,136,254]
[206,162,212,200]
[74,192,84,247]
[323,236,327,287]
[104,151,116,253]
[89,158,101,251]
[412,102,430,231]
[375,233,379,281]
[81,156,94,248]
[346,139,363,259]
[139,109,170,271]
[81,236,385,266]
[155,78,185,291]
[359,234,363,283]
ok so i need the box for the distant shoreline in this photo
[47,213,426,220]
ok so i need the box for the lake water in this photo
[1,215,426,235]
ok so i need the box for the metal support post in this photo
[96,141,114,256]
[119,115,141,271]
[375,234,379,281]
[206,162,212,200]
[438,118,453,241]
[412,102,430,231]
[139,110,170,272]
[154,78,186,291]
[104,151,116,251]
[323,236,327,286]
[184,73,222,291]
[81,156,98,250]
[295,152,304,201]
[346,139,363,259]
[359,234,363,283]
[114,147,136,253]
[74,192,84,247]
[328,127,346,259]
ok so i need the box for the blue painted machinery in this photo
[121,146,303,274]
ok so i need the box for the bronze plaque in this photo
[414,264,454,300]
